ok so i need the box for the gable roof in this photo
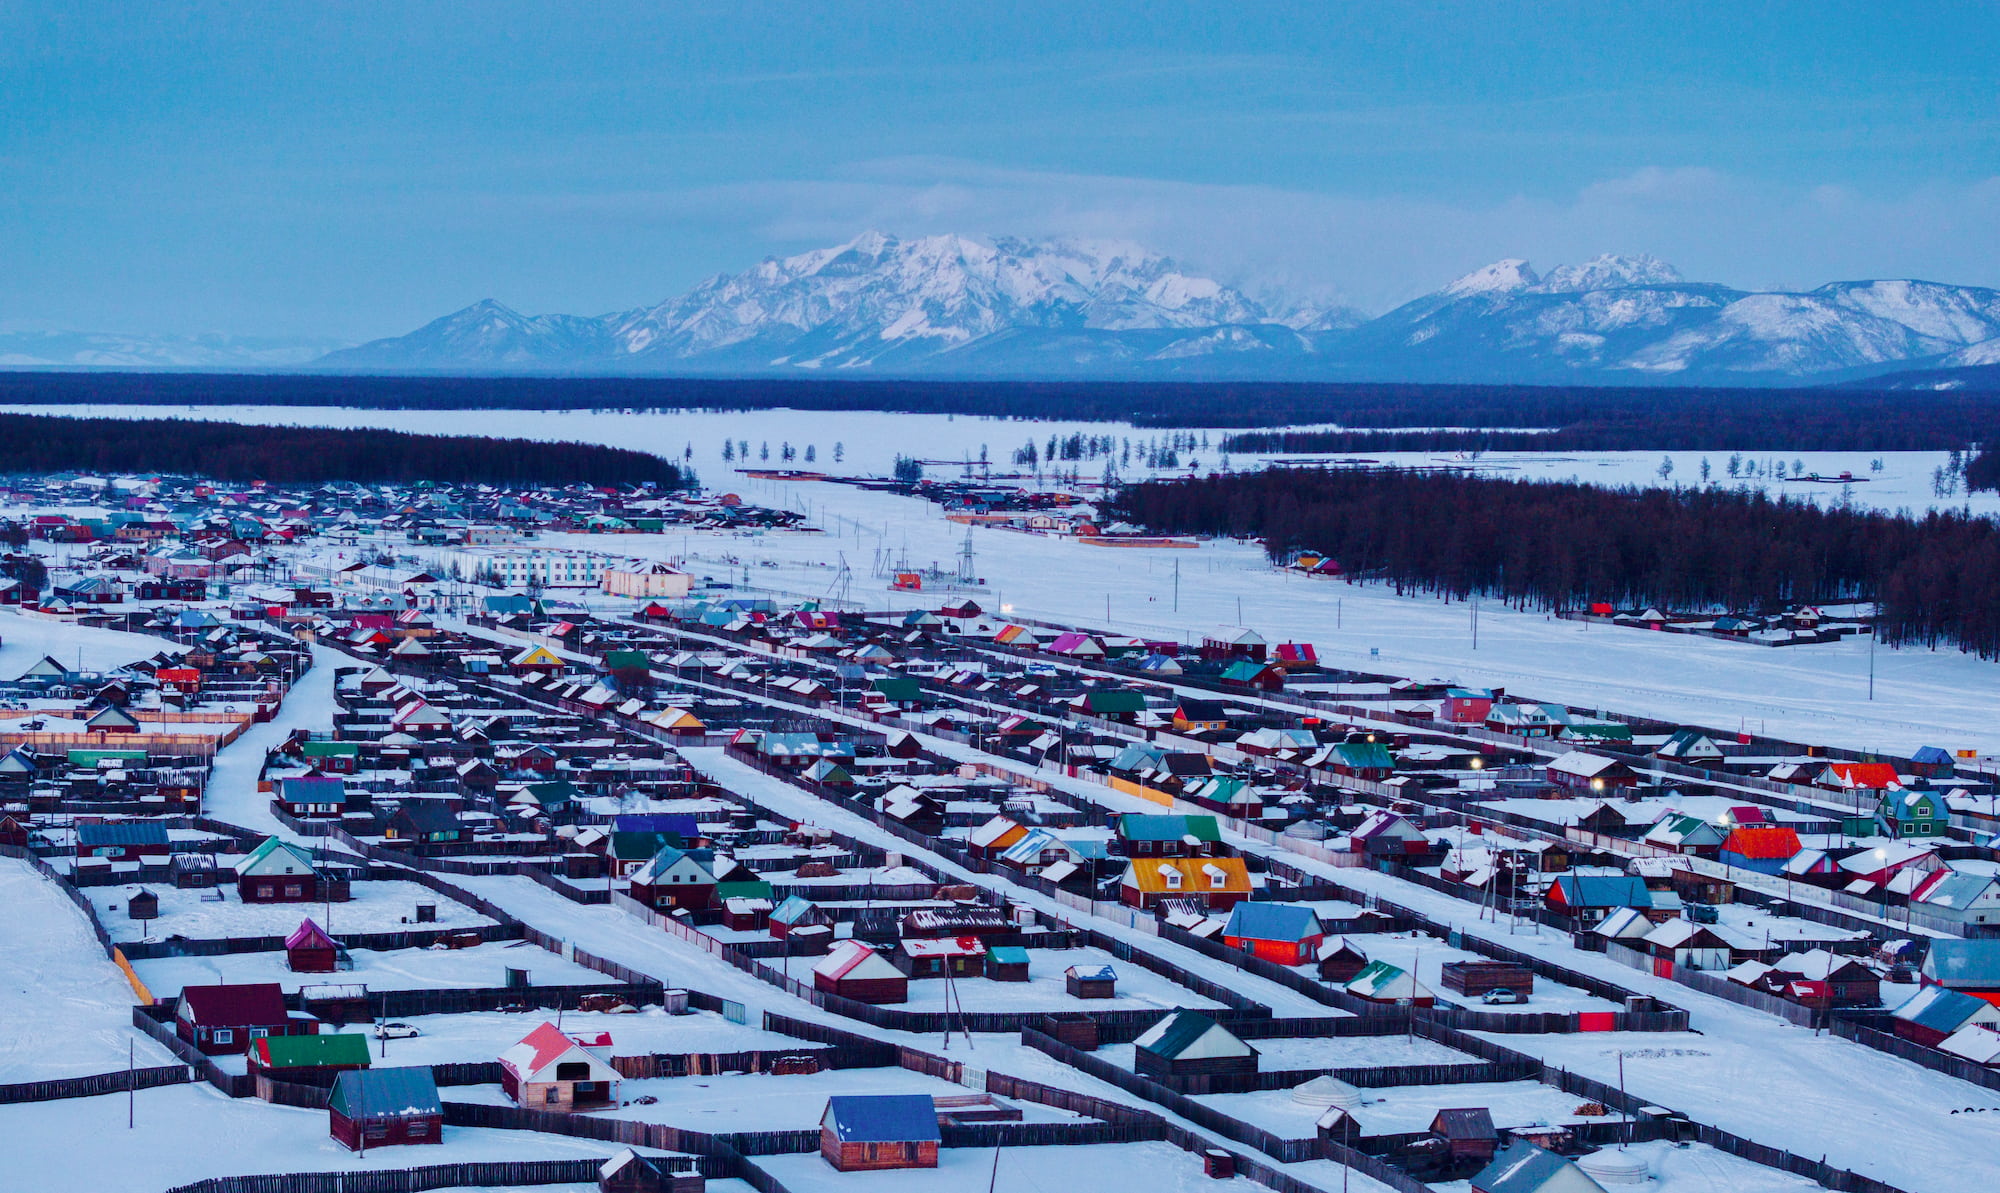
[821,1094,940,1143]
[328,1066,441,1120]
[1223,902,1323,944]
[284,918,338,951]
[1133,1009,1252,1060]
[1472,1141,1606,1193]
[180,982,288,1026]
[256,1031,370,1070]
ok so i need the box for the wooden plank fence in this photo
[0,1062,192,1105]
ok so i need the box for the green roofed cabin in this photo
[300,740,361,774]
[252,1031,370,1080]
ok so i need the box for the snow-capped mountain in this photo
[0,330,350,368]
[314,238,2000,384]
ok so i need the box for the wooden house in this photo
[1545,751,1637,792]
[1346,960,1437,1007]
[813,941,908,1004]
[1065,964,1117,999]
[1119,857,1251,911]
[770,895,833,941]
[819,1095,940,1172]
[76,821,171,860]
[895,936,987,979]
[252,1032,369,1084]
[1132,1010,1258,1079]
[627,845,718,912]
[1891,984,2000,1047]
[1717,825,1802,874]
[127,887,160,921]
[235,837,325,902]
[285,918,342,973]
[1222,902,1325,966]
[328,1066,443,1151]
[498,1022,621,1113]
[177,982,306,1054]
[598,1147,704,1193]
[274,776,353,819]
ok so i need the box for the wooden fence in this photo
[160,1158,618,1193]
[0,1062,192,1105]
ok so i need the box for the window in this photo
[211,1029,233,1045]
[283,884,302,897]
[249,1028,268,1039]
[406,1120,430,1137]
[545,1087,562,1103]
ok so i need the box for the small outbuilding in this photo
[285,917,341,973]
[1132,1010,1258,1080]
[1065,964,1117,999]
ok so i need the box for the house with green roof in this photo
[1132,1010,1257,1079]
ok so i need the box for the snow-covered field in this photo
[0,608,172,678]
[1429,1139,1833,1193]
[0,1083,666,1193]
[88,880,495,943]
[1102,1031,1468,1078]
[351,1006,813,1067]
[0,857,170,1082]
[130,939,604,998]
[892,945,1222,1013]
[758,1141,1271,1193]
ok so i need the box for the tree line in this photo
[0,413,681,486]
[5,369,1999,442]
[1106,467,2000,659]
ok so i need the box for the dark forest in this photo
[0,413,679,486]
[1106,467,2000,659]
[4,369,1999,446]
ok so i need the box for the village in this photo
[2,469,1999,1193]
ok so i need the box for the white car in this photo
[372,1022,421,1040]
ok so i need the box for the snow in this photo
[88,880,494,943]
[1197,1079,1620,1141]
[0,1083,663,1193]
[0,608,171,678]
[347,1006,811,1067]
[1103,1032,1468,1077]
[1329,932,1624,1014]
[758,1142,1274,1193]
[130,939,606,998]
[0,856,171,1081]
[201,641,341,841]
[889,945,1222,1013]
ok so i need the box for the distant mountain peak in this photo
[1536,253,1685,293]
[1442,259,1540,296]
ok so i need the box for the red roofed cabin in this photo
[1819,761,1901,793]
[498,1022,621,1113]
[285,918,341,973]
[812,940,909,1004]
[177,982,310,1055]
[1718,825,1803,875]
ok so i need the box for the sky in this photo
[4,2,1999,340]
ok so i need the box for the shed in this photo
[127,887,160,921]
[986,946,1031,982]
[1432,1107,1500,1163]
[1316,937,1370,983]
[819,1094,940,1172]
[1065,964,1117,999]
[285,917,341,973]
[599,1147,703,1193]
[1470,1140,1609,1193]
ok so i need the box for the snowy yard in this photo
[893,945,1223,1013]
[1429,1139,1831,1193]
[0,1083,676,1193]
[1100,1031,1468,1080]
[1197,1078,1625,1141]
[758,1141,1272,1193]
[0,857,170,1082]
[453,1065,1076,1133]
[0,607,170,678]
[1331,932,1624,1014]
[348,1006,818,1067]
[89,879,496,943]
[130,939,605,998]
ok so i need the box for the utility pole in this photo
[1471,598,1479,650]
[1172,558,1179,612]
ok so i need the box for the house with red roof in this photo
[812,940,908,1004]
[1718,825,1803,874]
[176,982,308,1055]
[1818,762,1901,794]
[498,1022,620,1113]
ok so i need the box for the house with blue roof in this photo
[1470,1140,1608,1193]
[1891,982,2000,1047]
[1909,745,1957,778]
[1544,875,1651,926]
[819,1095,939,1171]
[1222,902,1326,965]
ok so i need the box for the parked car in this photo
[1481,987,1526,1005]
[373,1022,421,1040]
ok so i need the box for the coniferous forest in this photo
[1107,467,2000,659]
[0,413,679,486]
[2,369,1997,447]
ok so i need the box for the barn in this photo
[819,1094,940,1172]
[813,940,909,1004]
[328,1066,443,1151]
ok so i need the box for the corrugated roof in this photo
[821,1094,940,1143]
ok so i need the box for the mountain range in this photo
[17,233,2000,386]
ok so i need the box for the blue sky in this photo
[5,2,1998,338]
